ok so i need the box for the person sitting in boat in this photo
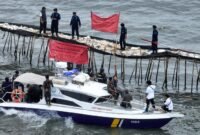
[97,68,107,84]
[12,70,19,81]
[87,68,95,81]
[26,84,43,103]
[113,75,118,88]
[76,64,82,71]
[120,90,133,109]
[144,80,156,112]
[43,75,54,105]
[67,62,73,70]
[1,77,12,101]
[161,94,173,112]
[12,70,24,92]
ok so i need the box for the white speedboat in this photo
[0,72,183,129]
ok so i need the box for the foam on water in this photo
[0,108,48,128]
[64,117,74,129]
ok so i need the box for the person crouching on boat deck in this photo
[43,75,54,105]
[51,8,61,37]
[39,7,47,34]
[119,23,127,50]
[70,12,81,39]
[120,90,133,109]
[152,25,158,54]
[97,68,107,84]
[162,94,173,112]
[144,80,156,112]
[1,77,12,101]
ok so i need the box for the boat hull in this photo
[0,106,172,129]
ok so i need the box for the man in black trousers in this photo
[119,23,127,50]
[39,7,47,34]
[70,12,81,39]
[152,25,158,54]
[51,8,61,37]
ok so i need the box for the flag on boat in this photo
[91,12,120,33]
[48,39,89,64]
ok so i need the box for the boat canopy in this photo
[14,72,110,97]
[14,72,47,85]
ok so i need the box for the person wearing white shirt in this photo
[162,94,173,112]
[144,80,156,112]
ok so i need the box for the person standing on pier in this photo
[51,8,61,37]
[119,23,127,50]
[152,25,158,53]
[39,7,47,34]
[70,12,81,39]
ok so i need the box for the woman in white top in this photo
[162,94,173,112]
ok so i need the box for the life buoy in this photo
[11,89,24,103]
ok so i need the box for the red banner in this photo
[91,12,120,33]
[48,39,89,64]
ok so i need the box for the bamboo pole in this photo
[38,38,45,66]
[155,57,160,83]
[184,59,187,90]
[2,32,9,53]
[129,59,136,83]
[191,60,195,94]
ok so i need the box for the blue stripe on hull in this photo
[1,107,172,129]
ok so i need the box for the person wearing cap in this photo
[144,80,156,112]
[70,12,81,39]
[162,94,173,112]
[119,23,127,50]
[152,25,158,54]
[51,8,61,37]
[39,7,47,34]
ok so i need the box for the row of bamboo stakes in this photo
[1,31,200,93]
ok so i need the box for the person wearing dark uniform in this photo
[51,8,61,37]
[43,75,54,105]
[97,68,107,84]
[70,12,81,39]
[120,90,133,109]
[12,70,19,81]
[39,7,47,34]
[152,25,158,54]
[1,77,12,101]
[119,23,127,50]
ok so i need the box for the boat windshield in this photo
[60,90,95,103]
[95,96,111,103]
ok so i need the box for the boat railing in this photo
[95,95,145,110]
[0,91,11,103]
[0,91,25,103]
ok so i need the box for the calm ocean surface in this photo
[0,0,200,135]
